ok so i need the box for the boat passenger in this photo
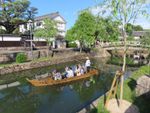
[62,66,69,78]
[66,67,74,78]
[75,64,82,76]
[85,57,91,72]
[52,70,57,79]
[80,66,85,75]
[54,72,62,80]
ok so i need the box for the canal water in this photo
[0,58,136,113]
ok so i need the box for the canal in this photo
[0,58,137,113]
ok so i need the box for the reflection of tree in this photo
[72,72,114,103]
[72,76,99,102]
[0,86,40,113]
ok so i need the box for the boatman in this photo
[85,57,91,72]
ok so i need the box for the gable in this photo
[53,16,66,23]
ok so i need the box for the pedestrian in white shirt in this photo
[85,57,91,72]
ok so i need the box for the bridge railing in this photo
[100,41,150,48]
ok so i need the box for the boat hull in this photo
[26,69,99,87]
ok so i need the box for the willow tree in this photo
[66,11,96,52]
[34,18,57,56]
[98,0,150,101]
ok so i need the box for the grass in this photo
[93,65,150,113]
[107,56,146,67]
[108,56,134,65]
[0,62,17,68]
[0,56,53,68]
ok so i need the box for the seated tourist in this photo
[52,70,57,79]
[80,66,85,75]
[66,67,74,78]
[72,65,77,76]
[55,72,62,80]
[63,66,69,78]
[75,64,82,76]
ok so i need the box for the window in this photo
[36,22,42,27]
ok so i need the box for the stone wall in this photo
[136,75,150,97]
[0,48,111,75]
[0,49,51,63]
[0,54,87,75]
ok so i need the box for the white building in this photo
[19,12,67,48]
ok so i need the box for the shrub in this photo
[0,28,6,34]
[16,53,27,63]
[68,42,77,48]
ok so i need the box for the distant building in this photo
[132,31,147,40]
[19,12,67,48]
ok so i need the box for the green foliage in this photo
[107,56,136,66]
[123,66,150,113]
[16,53,27,63]
[0,0,37,33]
[96,17,120,41]
[140,31,150,46]
[66,11,120,51]
[96,66,150,113]
[34,18,57,46]
[0,28,6,34]
[68,42,77,48]
[134,25,143,31]
[125,23,134,36]
[66,11,96,51]
[97,97,110,113]
[127,36,134,41]
[12,28,21,35]
[125,23,143,36]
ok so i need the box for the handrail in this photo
[99,41,150,48]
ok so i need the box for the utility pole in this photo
[28,20,33,60]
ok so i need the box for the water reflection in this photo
[0,58,135,113]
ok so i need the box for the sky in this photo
[30,0,150,30]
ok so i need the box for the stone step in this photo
[0,81,20,90]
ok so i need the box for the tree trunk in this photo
[120,24,127,101]
[80,47,82,53]
[80,41,82,53]
[46,41,51,57]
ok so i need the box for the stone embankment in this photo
[136,75,150,97]
[0,54,87,75]
[0,47,110,75]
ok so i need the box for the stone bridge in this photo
[98,41,150,58]
[100,41,150,50]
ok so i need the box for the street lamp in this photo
[28,20,33,59]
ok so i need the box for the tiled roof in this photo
[35,12,66,23]
[132,31,147,37]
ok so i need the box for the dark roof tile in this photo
[35,12,66,23]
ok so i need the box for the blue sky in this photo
[30,0,150,30]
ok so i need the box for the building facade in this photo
[19,12,66,48]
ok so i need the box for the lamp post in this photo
[28,20,33,59]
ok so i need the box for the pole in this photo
[29,21,33,59]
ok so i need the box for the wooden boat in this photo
[26,69,99,87]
